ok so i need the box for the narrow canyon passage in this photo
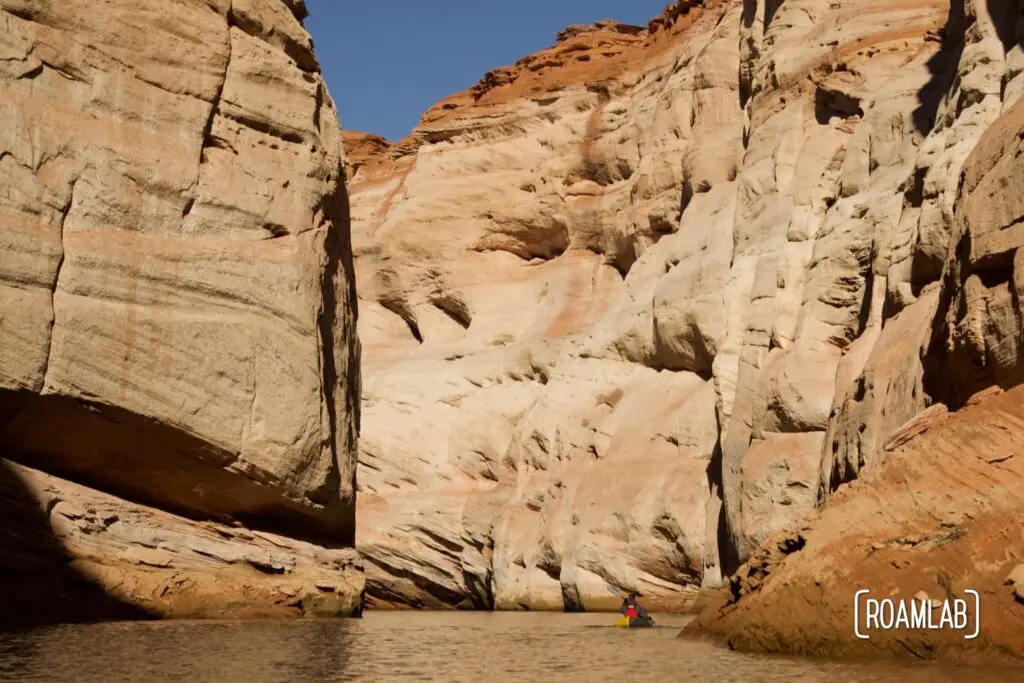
[2,0,1024,673]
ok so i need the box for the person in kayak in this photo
[619,592,654,627]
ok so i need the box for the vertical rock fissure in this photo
[313,82,324,135]
[711,407,740,579]
[245,352,258,442]
[182,2,233,222]
[41,176,79,392]
[318,212,342,508]
[311,162,358,545]
[200,1,234,176]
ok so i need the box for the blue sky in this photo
[304,1,670,140]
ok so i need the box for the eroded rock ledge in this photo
[683,385,1024,662]
[1,459,364,627]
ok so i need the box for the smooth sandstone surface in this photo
[0,0,362,618]
[348,0,1024,629]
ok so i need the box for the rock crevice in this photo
[40,175,78,393]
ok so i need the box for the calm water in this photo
[0,611,1012,682]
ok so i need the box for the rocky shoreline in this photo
[682,386,1024,663]
[1,459,364,627]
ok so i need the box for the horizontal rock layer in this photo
[0,0,362,619]
[347,0,1024,629]
[0,458,364,626]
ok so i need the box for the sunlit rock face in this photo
[686,383,1024,662]
[349,0,1024,613]
[0,0,363,618]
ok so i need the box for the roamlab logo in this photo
[854,589,980,640]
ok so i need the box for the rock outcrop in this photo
[686,59,1024,661]
[348,0,1024,629]
[0,0,362,619]
[1,458,363,627]
[684,385,1024,662]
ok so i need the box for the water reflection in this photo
[0,612,1014,682]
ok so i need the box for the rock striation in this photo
[0,0,362,620]
[0,458,363,627]
[687,58,1024,661]
[347,0,1024,634]
[685,385,1024,662]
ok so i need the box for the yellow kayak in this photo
[613,615,656,628]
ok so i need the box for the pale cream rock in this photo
[1006,565,1024,587]
[0,0,361,621]
[1007,565,1024,603]
[0,0,359,543]
[349,0,1024,611]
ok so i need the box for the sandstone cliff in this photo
[685,385,1024,662]
[687,65,1024,661]
[0,0,362,620]
[348,0,1024,632]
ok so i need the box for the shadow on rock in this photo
[988,0,1024,54]
[0,458,155,630]
[912,0,966,133]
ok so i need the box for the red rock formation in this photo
[685,385,1024,663]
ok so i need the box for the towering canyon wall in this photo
[348,0,1024,623]
[688,34,1024,659]
[0,0,362,622]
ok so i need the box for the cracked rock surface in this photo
[0,0,361,619]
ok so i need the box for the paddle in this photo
[605,585,655,627]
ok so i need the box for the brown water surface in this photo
[0,611,1013,682]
